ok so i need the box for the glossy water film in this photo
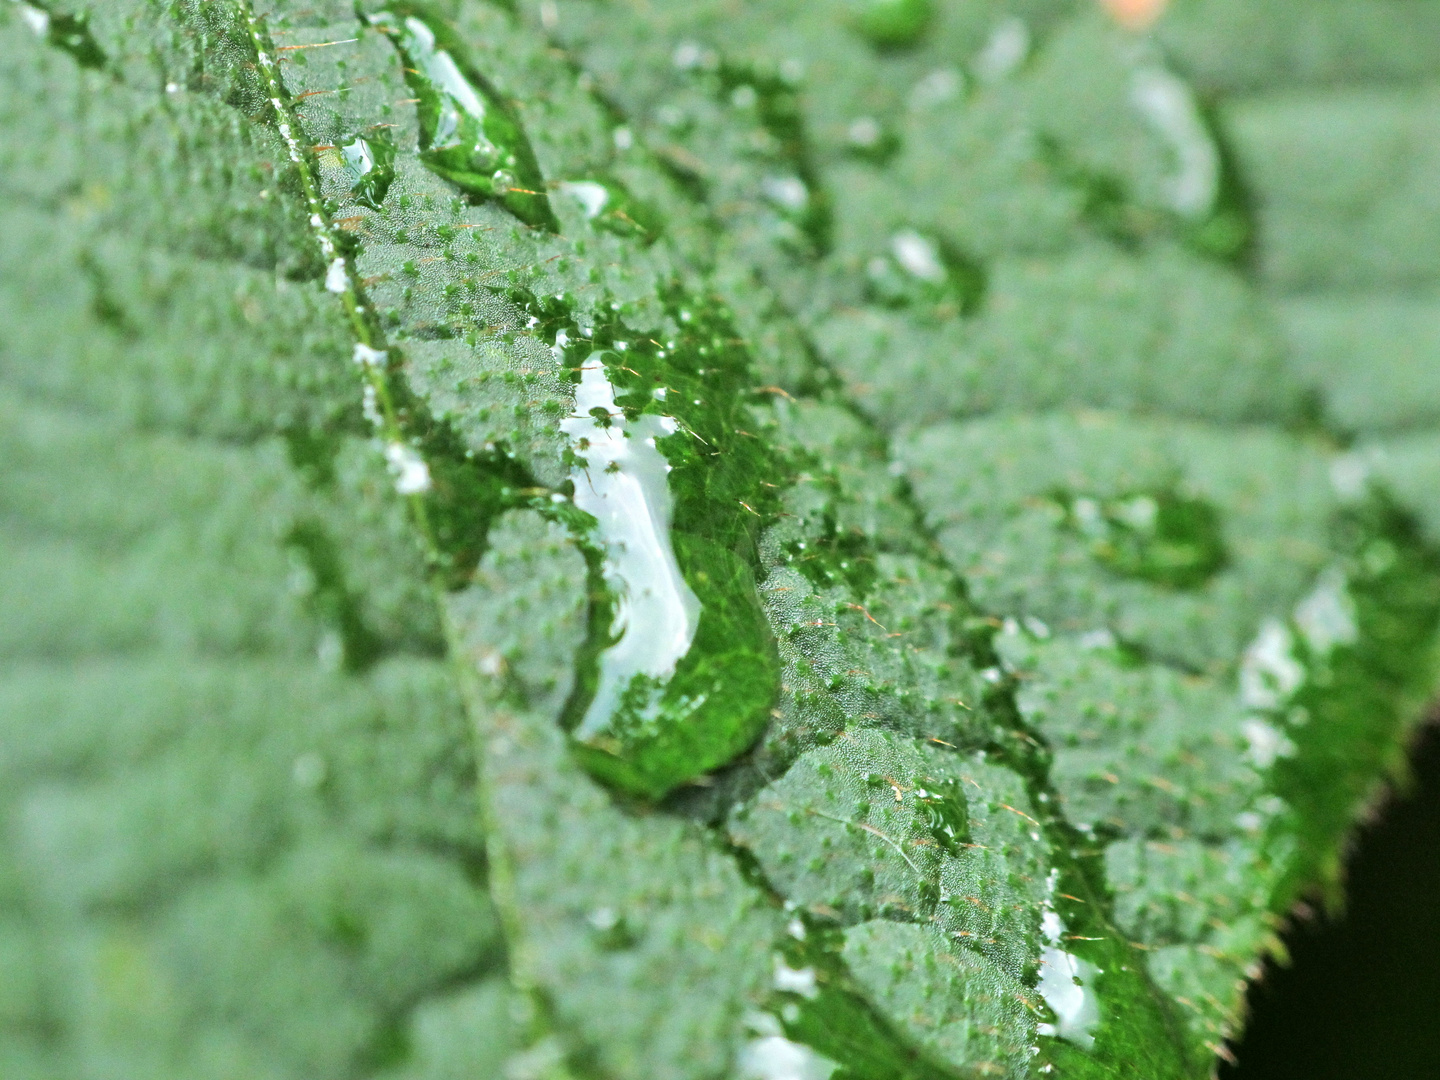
[367,4,557,229]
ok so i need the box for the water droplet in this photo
[340,129,396,210]
[973,18,1029,83]
[563,356,702,731]
[384,441,432,495]
[1037,906,1100,1048]
[739,1035,837,1080]
[907,67,963,109]
[731,84,759,109]
[1330,453,1369,500]
[762,174,810,213]
[912,777,970,855]
[368,9,557,229]
[558,177,664,242]
[551,338,780,798]
[1240,619,1305,712]
[1294,568,1359,655]
[848,0,934,50]
[1130,67,1219,218]
[16,3,107,68]
[1058,487,1228,589]
[773,956,820,998]
[865,230,986,315]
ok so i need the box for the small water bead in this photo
[340,129,396,210]
[762,174,810,213]
[1130,66,1220,219]
[908,68,964,110]
[865,230,986,316]
[557,177,664,243]
[846,116,898,163]
[1057,487,1228,590]
[972,18,1030,83]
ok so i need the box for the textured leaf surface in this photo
[5,0,1440,1078]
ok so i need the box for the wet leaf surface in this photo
[4,1,1440,1078]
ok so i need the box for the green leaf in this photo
[6,0,1440,1077]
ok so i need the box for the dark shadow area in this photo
[1223,716,1440,1080]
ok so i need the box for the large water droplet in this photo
[555,346,781,799]
[1036,903,1101,1049]
[563,355,704,740]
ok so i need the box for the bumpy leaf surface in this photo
[5,1,1440,1078]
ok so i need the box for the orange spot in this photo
[1100,0,1167,29]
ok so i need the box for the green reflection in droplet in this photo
[848,0,934,50]
[912,776,970,855]
[713,62,833,256]
[367,4,558,230]
[1058,488,1228,590]
[556,175,665,243]
[865,230,986,318]
[503,287,785,799]
[16,2,107,69]
[340,128,397,210]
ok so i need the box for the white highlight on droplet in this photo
[1330,453,1369,500]
[1036,902,1101,1048]
[1239,619,1305,711]
[1130,66,1220,218]
[561,357,701,739]
[973,17,1029,82]
[1241,717,1293,769]
[560,180,610,219]
[908,67,963,109]
[352,343,388,368]
[772,956,819,998]
[847,116,882,148]
[401,15,486,146]
[385,441,432,495]
[762,174,809,212]
[325,257,349,293]
[891,230,946,283]
[738,1037,836,1080]
[18,4,50,35]
[1294,569,1358,656]
[362,384,382,428]
[673,41,703,70]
